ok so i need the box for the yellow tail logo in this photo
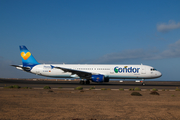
[21,52,31,60]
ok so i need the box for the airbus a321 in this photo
[12,46,162,85]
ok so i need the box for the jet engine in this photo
[91,75,109,82]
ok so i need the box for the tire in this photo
[86,80,90,84]
[80,81,84,85]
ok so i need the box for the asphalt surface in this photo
[0,78,180,89]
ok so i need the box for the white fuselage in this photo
[24,64,162,79]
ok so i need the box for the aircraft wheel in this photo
[86,80,90,85]
[142,83,146,86]
[80,81,84,85]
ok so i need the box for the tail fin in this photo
[19,45,39,67]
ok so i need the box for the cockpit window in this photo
[151,68,157,71]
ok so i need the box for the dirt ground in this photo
[0,89,180,120]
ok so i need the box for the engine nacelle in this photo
[91,75,109,82]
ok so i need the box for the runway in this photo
[0,78,180,89]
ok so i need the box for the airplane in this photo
[11,46,162,85]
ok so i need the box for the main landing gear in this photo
[79,80,90,85]
[86,80,90,84]
[80,81,84,85]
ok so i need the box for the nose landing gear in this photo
[141,79,145,85]
[142,83,146,85]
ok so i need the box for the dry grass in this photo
[0,89,180,120]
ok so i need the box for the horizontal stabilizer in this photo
[11,65,31,71]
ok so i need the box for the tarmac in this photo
[0,78,180,90]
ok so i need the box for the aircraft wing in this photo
[53,66,92,79]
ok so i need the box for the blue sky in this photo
[0,0,180,81]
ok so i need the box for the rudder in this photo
[19,45,39,67]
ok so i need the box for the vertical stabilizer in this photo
[19,45,39,67]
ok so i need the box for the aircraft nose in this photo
[158,71,162,77]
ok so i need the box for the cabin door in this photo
[141,66,146,74]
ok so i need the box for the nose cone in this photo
[157,71,162,78]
